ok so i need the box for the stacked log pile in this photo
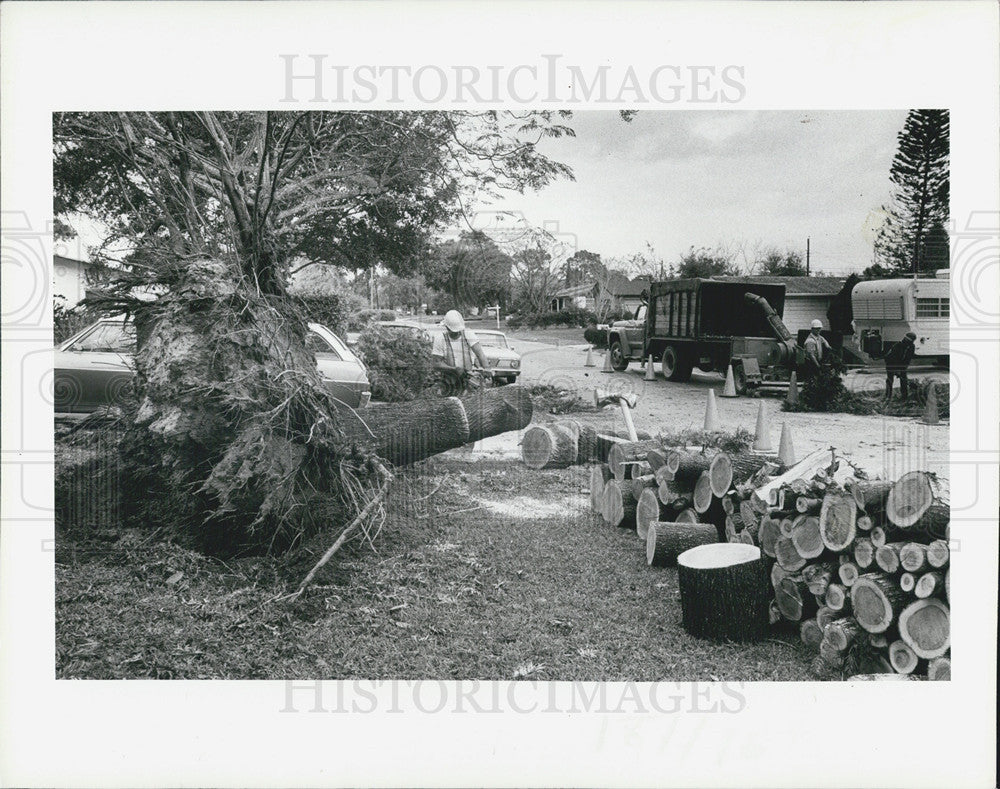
[763,468,951,679]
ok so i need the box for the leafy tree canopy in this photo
[756,248,807,276]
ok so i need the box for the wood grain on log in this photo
[854,537,875,569]
[826,619,862,651]
[636,487,665,541]
[915,571,944,599]
[889,640,919,674]
[602,480,638,528]
[589,465,612,513]
[752,448,830,509]
[608,440,660,482]
[926,539,950,569]
[899,542,930,573]
[838,562,859,587]
[646,520,718,567]
[927,655,951,681]
[816,606,844,629]
[758,515,781,558]
[825,583,849,612]
[675,508,699,524]
[847,478,893,514]
[875,542,906,574]
[790,514,824,559]
[898,598,950,659]
[460,386,533,443]
[800,618,824,651]
[522,423,579,469]
[666,449,712,488]
[856,514,873,532]
[852,572,911,633]
[819,492,857,551]
[899,572,916,593]
[802,562,837,597]
[775,536,806,572]
[886,471,949,535]
[775,575,816,621]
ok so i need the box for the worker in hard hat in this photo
[883,331,917,401]
[803,319,832,369]
[432,309,491,391]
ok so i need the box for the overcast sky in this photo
[476,110,909,276]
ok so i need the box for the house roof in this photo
[604,274,650,297]
[552,282,596,299]
[715,275,845,296]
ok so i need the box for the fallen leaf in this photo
[166,571,184,586]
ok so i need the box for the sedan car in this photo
[54,317,371,413]
[474,329,521,384]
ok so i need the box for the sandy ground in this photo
[455,339,949,480]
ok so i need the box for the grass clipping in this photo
[121,259,376,555]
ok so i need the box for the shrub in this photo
[295,292,367,337]
[507,306,599,329]
[347,308,397,332]
[583,326,608,348]
[354,323,436,402]
[54,296,94,344]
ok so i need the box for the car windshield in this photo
[476,334,508,348]
[305,329,344,360]
[68,322,135,353]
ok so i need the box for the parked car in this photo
[54,317,371,413]
[473,329,521,384]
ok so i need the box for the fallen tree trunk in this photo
[521,422,580,469]
[646,520,718,567]
[677,543,771,641]
[460,386,533,443]
[577,427,652,464]
[752,448,831,509]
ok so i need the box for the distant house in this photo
[715,275,846,333]
[595,274,650,315]
[550,282,596,312]
[53,255,98,308]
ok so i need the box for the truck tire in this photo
[609,340,630,371]
[661,345,693,382]
[732,362,748,395]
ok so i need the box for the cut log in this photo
[645,447,668,472]
[825,583,849,612]
[775,575,817,621]
[608,440,661,482]
[589,465,612,513]
[927,655,951,681]
[875,542,906,574]
[676,544,771,641]
[461,386,533,443]
[724,516,739,542]
[898,598,950,659]
[656,479,689,508]
[675,508,699,524]
[692,472,714,514]
[774,536,806,572]
[602,480,638,529]
[770,562,790,589]
[838,562,859,587]
[758,515,781,558]
[886,471,949,537]
[802,562,838,597]
[870,525,888,548]
[816,606,845,629]
[888,640,919,674]
[752,448,831,509]
[739,499,757,527]
[768,600,782,626]
[899,572,916,593]
[708,453,775,498]
[580,430,648,465]
[720,494,735,516]
[868,632,890,649]
[826,619,862,651]
[926,539,950,569]
[646,520,718,567]
[790,514,824,559]
[800,618,824,651]
[796,496,822,514]
[819,492,857,552]
[915,571,944,599]
[851,572,911,633]
[899,542,930,573]
[666,450,712,488]
[739,530,755,545]
[636,487,665,540]
[847,478,893,515]
[854,537,875,569]
[856,515,873,532]
[521,422,579,469]
[819,638,845,669]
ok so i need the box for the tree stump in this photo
[676,543,771,641]
[646,520,718,567]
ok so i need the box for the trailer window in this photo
[916,297,949,318]
[854,297,904,321]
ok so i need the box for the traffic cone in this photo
[785,371,799,406]
[921,381,940,425]
[703,389,720,432]
[777,423,796,466]
[721,365,738,397]
[752,401,773,452]
[601,350,613,373]
[645,354,656,381]
[584,347,596,367]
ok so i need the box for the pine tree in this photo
[874,110,949,275]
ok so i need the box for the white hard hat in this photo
[811,319,823,329]
[442,309,465,332]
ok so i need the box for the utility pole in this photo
[806,237,810,275]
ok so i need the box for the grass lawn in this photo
[56,455,814,681]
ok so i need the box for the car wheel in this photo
[609,341,630,371]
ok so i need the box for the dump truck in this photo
[606,278,825,393]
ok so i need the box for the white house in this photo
[53,255,96,308]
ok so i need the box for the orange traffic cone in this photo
[786,371,799,406]
[703,389,721,432]
[721,365,738,397]
[645,355,656,381]
[752,401,773,452]
[921,381,940,425]
[777,423,796,466]
[584,347,596,367]
[601,349,613,373]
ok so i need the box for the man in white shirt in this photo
[431,310,490,389]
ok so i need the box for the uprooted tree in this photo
[54,111,576,553]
